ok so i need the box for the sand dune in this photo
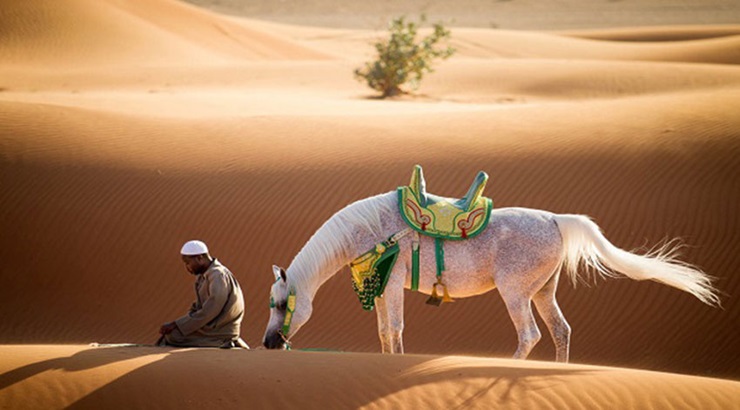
[0,0,328,66]
[182,0,740,30]
[559,24,740,42]
[234,19,740,64]
[451,29,740,64]
[1,345,739,409]
[1,0,739,408]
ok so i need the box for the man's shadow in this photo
[0,345,170,391]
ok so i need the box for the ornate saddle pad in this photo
[349,233,405,310]
[398,165,492,240]
[348,166,493,310]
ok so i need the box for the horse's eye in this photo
[275,301,287,311]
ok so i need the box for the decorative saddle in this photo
[349,165,493,310]
[398,165,492,240]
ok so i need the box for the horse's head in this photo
[263,265,312,349]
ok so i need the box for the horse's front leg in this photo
[374,262,406,354]
[374,296,393,353]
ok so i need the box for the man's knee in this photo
[164,328,188,346]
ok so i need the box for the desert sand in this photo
[1,345,739,409]
[1,0,739,408]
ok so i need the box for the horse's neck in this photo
[287,191,406,299]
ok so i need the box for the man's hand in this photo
[160,322,177,335]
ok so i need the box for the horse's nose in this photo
[263,332,285,349]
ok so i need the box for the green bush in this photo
[354,16,456,98]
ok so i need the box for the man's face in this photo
[182,255,208,275]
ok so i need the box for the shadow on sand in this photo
[0,346,600,408]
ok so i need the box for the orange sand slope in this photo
[1,345,738,409]
[1,0,740,391]
[0,0,328,66]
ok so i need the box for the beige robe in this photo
[166,259,245,347]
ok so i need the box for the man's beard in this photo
[191,265,209,275]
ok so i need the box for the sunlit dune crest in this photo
[1,0,739,408]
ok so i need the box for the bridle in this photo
[269,285,296,350]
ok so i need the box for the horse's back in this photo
[430,207,562,297]
[482,207,564,291]
[483,207,560,242]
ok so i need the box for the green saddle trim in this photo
[435,237,445,278]
[411,231,420,291]
[349,236,401,311]
[398,187,492,240]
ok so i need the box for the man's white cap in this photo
[181,240,209,256]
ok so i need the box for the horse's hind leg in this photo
[532,270,571,362]
[499,287,541,360]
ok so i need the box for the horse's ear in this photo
[272,265,287,282]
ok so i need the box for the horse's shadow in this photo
[389,357,596,408]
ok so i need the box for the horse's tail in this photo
[553,214,720,306]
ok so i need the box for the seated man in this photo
[159,240,248,348]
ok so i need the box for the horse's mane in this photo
[288,191,396,289]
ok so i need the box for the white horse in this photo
[262,191,719,362]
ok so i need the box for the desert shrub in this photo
[354,16,456,98]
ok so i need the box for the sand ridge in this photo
[181,0,740,30]
[1,0,739,408]
[1,345,739,409]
